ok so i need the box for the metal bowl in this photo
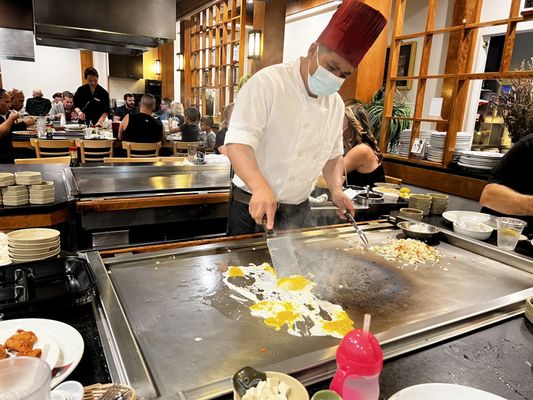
[356,192,384,206]
[397,221,440,241]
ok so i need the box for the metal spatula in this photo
[345,211,369,247]
[263,224,299,277]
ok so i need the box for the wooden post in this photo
[251,0,287,74]
[183,20,192,107]
[160,42,175,100]
[79,51,93,83]
[339,0,393,103]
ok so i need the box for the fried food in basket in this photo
[17,348,42,358]
[4,329,37,353]
[0,344,7,359]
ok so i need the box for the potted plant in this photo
[496,58,533,144]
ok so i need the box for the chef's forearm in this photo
[480,183,533,215]
[226,143,271,193]
[322,156,345,194]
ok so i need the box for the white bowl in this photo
[7,228,60,243]
[453,221,493,240]
[233,371,309,400]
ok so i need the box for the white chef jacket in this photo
[225,58,344,204]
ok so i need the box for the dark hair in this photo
[62,91,74,99]
[0,88,6,96]
[184,107,200,123]
[53,92,63,99]
[200,115,214,128]
[84,67,99,79]
[123,93,134,101]
[161,97,172,106]
[344,103,382,162]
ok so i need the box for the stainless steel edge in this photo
[83,251,158,399]
[62,167,78,199]
[71,163,230,174]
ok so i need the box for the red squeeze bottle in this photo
[330,314,383,400]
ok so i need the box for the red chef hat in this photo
[317,0,387,67]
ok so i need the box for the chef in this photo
[224,0,387,235]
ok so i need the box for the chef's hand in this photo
[249,185,277,229]
[78,111,86,121]
[331,189,355,219]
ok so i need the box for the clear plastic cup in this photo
[0,357,51,399]
[187,143,199,163]
[496,217,527,251]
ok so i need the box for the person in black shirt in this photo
[113,93,138,121]
[215,103,234,155]
[8,89,35,132]
[0,89,19,163]
[480,133,533,233]
[172,107,200,142]
[119,94,163,144]
[25,89,52,116]
[74,67,110,126]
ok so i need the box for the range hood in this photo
[0,28,35,61]
[33,0,176,55]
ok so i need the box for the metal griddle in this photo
[85,222,533,399]
[65,164,230,199]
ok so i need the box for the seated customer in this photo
[8,89,34,131]
[343,103,384,187]
[480,133,533,233]
[25,89,52,116]
[215,103,234,155]
[52,92,63,106]
[174,107,200,142]
[114,93,138,121]
[0,89,19,163]
[119,94,164,144]
[200,116,216,151]
[157,98,173,121]
[49,91,78,121]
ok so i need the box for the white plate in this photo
[0,328,60,370]
[443,211,491,224]
[9,248,61,263]
[458,162,494,170]
[7,228,60,243]
[388,383,506,400]
[8,246,60,258]
[0,318,84,388]
[8,238,60,248]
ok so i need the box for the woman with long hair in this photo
[343,102,385,187]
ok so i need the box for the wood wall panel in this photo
[79,51,93,83]
[286,0,333,15]
[383,161,487,200]
[252,0,287,73]
[160,42,174,99]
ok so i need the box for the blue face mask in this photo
[307,46,346,97]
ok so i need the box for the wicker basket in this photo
[83,383,136,400]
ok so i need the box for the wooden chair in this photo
[15,156,70,165]
[30,139,74,158]
[159,156,185,163]
[104,157,162,164]
[385,175,403,186]
[173,141,198,156]
[122,141,161,158]
[76,139,114,162]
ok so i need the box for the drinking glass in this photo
[36,118,47,139]
[0,357,51,400]
[187,143,199,163]
[496,217,527,251]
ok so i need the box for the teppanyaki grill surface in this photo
[102,225,533,398]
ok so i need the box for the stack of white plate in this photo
[29,181,55,205]
[0,173,15,187]
[427,131,473,162]
[458,151,504,171]
[2,185,29,206]
[15,171,42,186]
[6,228,61,263]
[395,129,432,157]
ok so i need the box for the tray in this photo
[0,256,96,318]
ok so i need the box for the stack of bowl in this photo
[15,171,42,186]
[29,181,55,205]
[6,228,61,263]
[2,185,29,206]
[408,194,432,216]
[399,208,424,221]
[0,173,15,187]
[428,193,449,215]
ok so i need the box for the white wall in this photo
[108,77,145,100]
[283,4,338,63]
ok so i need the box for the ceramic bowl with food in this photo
[233,371,309,400]
[398,221,440,241]
[453,221,493,240]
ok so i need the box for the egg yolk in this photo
[263,265,277,276]
[277,275,310,291]
[321,311,354,337]
[250,301,300,331]
[227,266,245,277]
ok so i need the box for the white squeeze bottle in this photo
[330,314,383,400]
[60,113,66,126]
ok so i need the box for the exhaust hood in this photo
[32,0,176,55]
[0,28,35,61]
